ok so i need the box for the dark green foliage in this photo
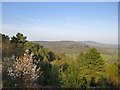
[60,62,81,88]
[90,77,96,87]
[118,63,120,74]
[2,34,10,41]
[11,33,27,44]
[24,42,59,62]
[81,77,87,89]
[78,48,105,72]
[37,61,60,87]
[2,33,26,58]
[2,34,13,58]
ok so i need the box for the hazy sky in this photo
[2,2,118,44]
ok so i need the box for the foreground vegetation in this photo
[1,33,120,89]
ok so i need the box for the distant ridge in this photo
[33,41,118,55]
[33,40,118,48]
[80,41,118,49]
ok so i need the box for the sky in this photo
[2,2,118,44]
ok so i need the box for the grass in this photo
[100,54,118,63]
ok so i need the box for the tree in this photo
[77,48,105,87]
[37,61,60,87]
[7,53,41,87]
[10,33,27,57]
[24,42,56,62]
[2,34,10,42]
[60,48,106,88]
[2,34,15,58]
[11,33,27,44]
[60,62,81,88]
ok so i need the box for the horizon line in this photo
[31,40,118,45]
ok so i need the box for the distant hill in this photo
[80,41,118,49]
[33,41,89,54]
[33,41,118,56]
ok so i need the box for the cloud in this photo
[16,15,35,22]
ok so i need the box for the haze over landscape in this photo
[2,2,118,44]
